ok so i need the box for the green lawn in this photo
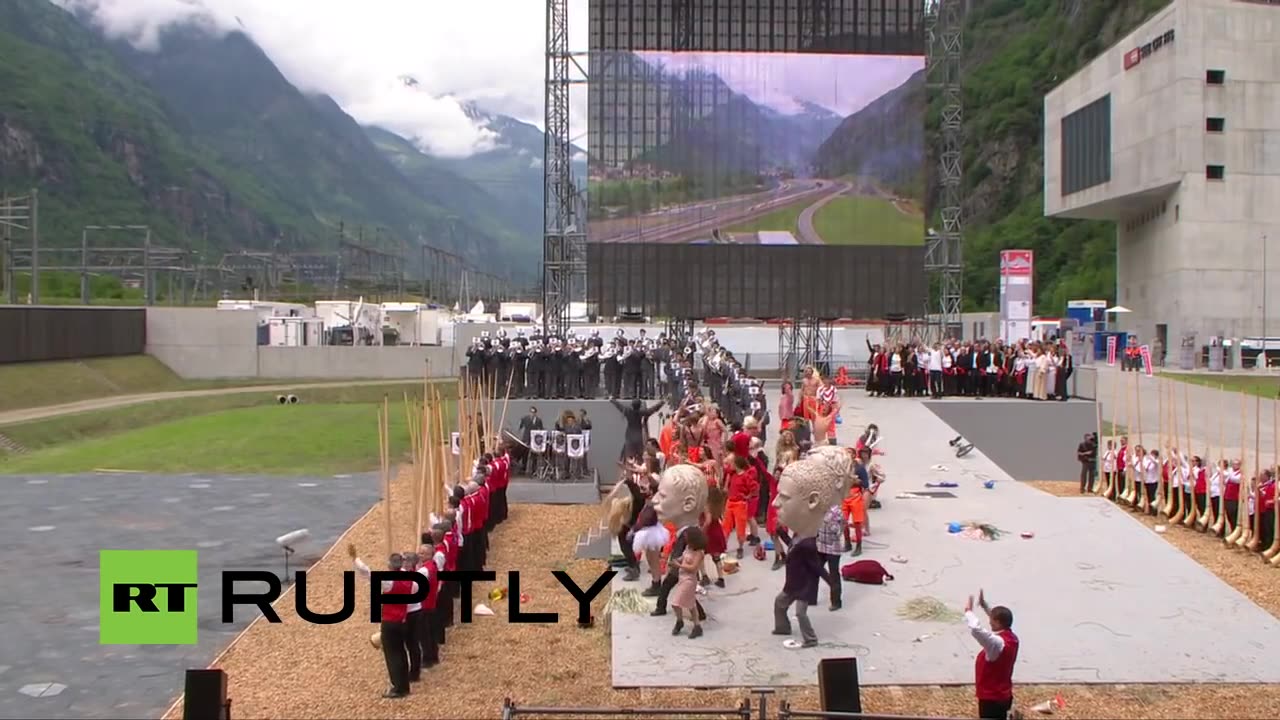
[0,404,416,475]
[813,196,923,246]
[0,355,379,413]
[724,199,809,235]
[0,382,454,472]
[1161,372,1280,399]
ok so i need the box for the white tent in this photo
[1105,305,1132,314]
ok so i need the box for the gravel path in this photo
[0,380,415,427]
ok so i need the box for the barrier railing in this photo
[502,694,972,720]
[777,701,969,720]
[502,697,753,720]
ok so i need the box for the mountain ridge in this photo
[0,0,546,286]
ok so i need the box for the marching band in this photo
[464,327,677,400]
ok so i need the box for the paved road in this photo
[796,180,853,244]
[1094,366,1279,460]
[594,179,831,244]
[0,380,421,427]
[0,472,377,719]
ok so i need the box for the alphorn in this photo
[1116,370,1133,504]
[1245,399,1264,552]
[1225,393,1249,546]
[1182,383,1197,527]
[1101,370,1122,498]
[1153,375,1166,516]
[1168,381,1186,522]
[1206,385,1228,534]
[1126,371,1143,507]
[1163,380,1178,518]
[1093,397,1105,494]
[1264,398,1280,560]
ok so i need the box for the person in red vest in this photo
[415,543,443,670]
[349,544,415,699]
[965,590,1019,719]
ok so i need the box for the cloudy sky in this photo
[638,52,922,117]
[53,0,589,157]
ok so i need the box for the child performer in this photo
[841,471,868,556]
[723,454,758,559]
[702,487,728,588]
[630,504,669,596]
[670,526,708,639]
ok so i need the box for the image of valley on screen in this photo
[587,51,924,247]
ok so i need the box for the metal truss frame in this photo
[543,0,588,337]
[924,0,964,339]
[778,318,834,381]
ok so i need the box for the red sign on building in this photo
[1123,47,1142,70]
[1000,250,1034,277]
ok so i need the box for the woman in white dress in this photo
[1032,348,1050,401]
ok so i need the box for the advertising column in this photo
[999,250,1034,341]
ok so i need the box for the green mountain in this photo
[0,0,538,285]
[815,69,925,201]
[944,0,1173,313]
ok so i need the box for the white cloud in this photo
[53,0,589,157]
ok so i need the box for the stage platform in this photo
[609,394,1280,688]
[924,398,1098,483]
[491,398,665,480]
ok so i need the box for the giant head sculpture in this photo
[652,463,709,530]
[774,445,855,539]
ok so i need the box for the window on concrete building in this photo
[1061,94,1112,196]
[1206,117,1225,132]
[1206,69,1226,84]
[1206,165,1225,180]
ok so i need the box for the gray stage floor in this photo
[610,394,1280,688]
[0,472,378,719]
[924,399,1097,483]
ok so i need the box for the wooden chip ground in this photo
[171,471,1280,719]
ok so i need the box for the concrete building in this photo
[1043,0,1280,353]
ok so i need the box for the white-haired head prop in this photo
[775,447,855,539]
[653,463,709,528]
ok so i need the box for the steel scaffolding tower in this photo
[925,0,964,338]
[543,0,587,337]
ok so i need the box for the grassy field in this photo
[0,355,373,413]
[724,198,809,235]
[1162,372,1280,399]
[813,196,923,246]
[0,382,457,474]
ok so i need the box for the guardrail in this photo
[501,692,974,720]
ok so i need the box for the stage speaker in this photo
[818,657,862,714]
[183,669,228,720]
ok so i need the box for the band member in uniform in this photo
[622,340,642,399]
[465,338,485,384]
[603,341,621,399]
[563,337,583,399]
[581,338,600,398]
[509,338,527,398]
[642,340,658,399]
[528,339,547,399]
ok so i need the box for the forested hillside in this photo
[943,0,1172,313]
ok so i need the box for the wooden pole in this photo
[380,397,393,557]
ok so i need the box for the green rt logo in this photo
[99,550,199,645]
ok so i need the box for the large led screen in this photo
[588,51,924,247]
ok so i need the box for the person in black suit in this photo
[1056,344,1075,400]
[517,406,543,474]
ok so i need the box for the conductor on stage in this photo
[965,590,1020,720]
